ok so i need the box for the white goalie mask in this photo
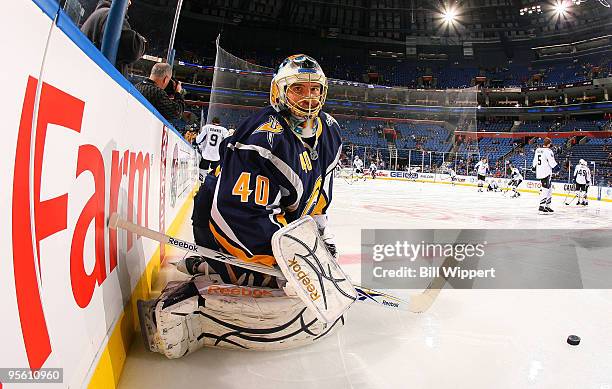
[270,54,328,120]
[579,159,587,166]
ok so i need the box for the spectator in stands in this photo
[136,63,185,121]
[81,0,146,75]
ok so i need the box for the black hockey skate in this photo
[545,207,554,213]
[176,255,207,275]
[538,206,550,213]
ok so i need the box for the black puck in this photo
[567,335,581,346]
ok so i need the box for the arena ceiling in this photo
[138,0,612,43]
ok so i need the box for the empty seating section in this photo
[478,138,515,162]
[435,67,479,89]
[562,141,612,185]
[477,120,513,132]
[339,120,388,147]
[394,123,451,152]
[513,121,555,132]
[196,49,611,89]
[204,107,611,184]
[558,121,601,132]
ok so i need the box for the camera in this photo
[164,77,178,97]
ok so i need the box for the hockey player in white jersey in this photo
[573,159,592,206]
[196,117,230,182]
[507,163,523,198]
[447,166,457,186]
[487,180,501,192]
[353,155,365,179]
[369,161,378,179]
[532,137,558,213]
[474,157,489,192]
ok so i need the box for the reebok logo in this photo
[287,258,321,301]
[207,285,273,298]
[168,237,197,252]
[382,300,399,308]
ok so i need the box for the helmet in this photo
[270,54,328,120]
[354,155,360,160]
[579,159,587,166]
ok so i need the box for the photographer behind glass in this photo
[136,62,185,122]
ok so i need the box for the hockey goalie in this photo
[137,54,357,358]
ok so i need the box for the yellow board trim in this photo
[87,187,197,389]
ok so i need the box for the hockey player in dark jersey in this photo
[189,54,341,287]
[135,55,349,357]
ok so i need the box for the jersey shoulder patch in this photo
[249,115,286,149]
[253,115,284,135]
[323,112,339,127]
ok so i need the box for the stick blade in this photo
[408,289,441,313]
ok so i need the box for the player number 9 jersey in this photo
[197,124,230,161]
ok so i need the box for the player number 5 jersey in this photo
[532,147,557,179]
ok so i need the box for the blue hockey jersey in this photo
[203,106,342,266]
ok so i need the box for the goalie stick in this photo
[108,213,440,313]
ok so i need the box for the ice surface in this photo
[119,179,612,389]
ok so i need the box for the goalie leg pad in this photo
[143,274,345,358]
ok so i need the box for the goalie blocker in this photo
[272,216,357,323]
